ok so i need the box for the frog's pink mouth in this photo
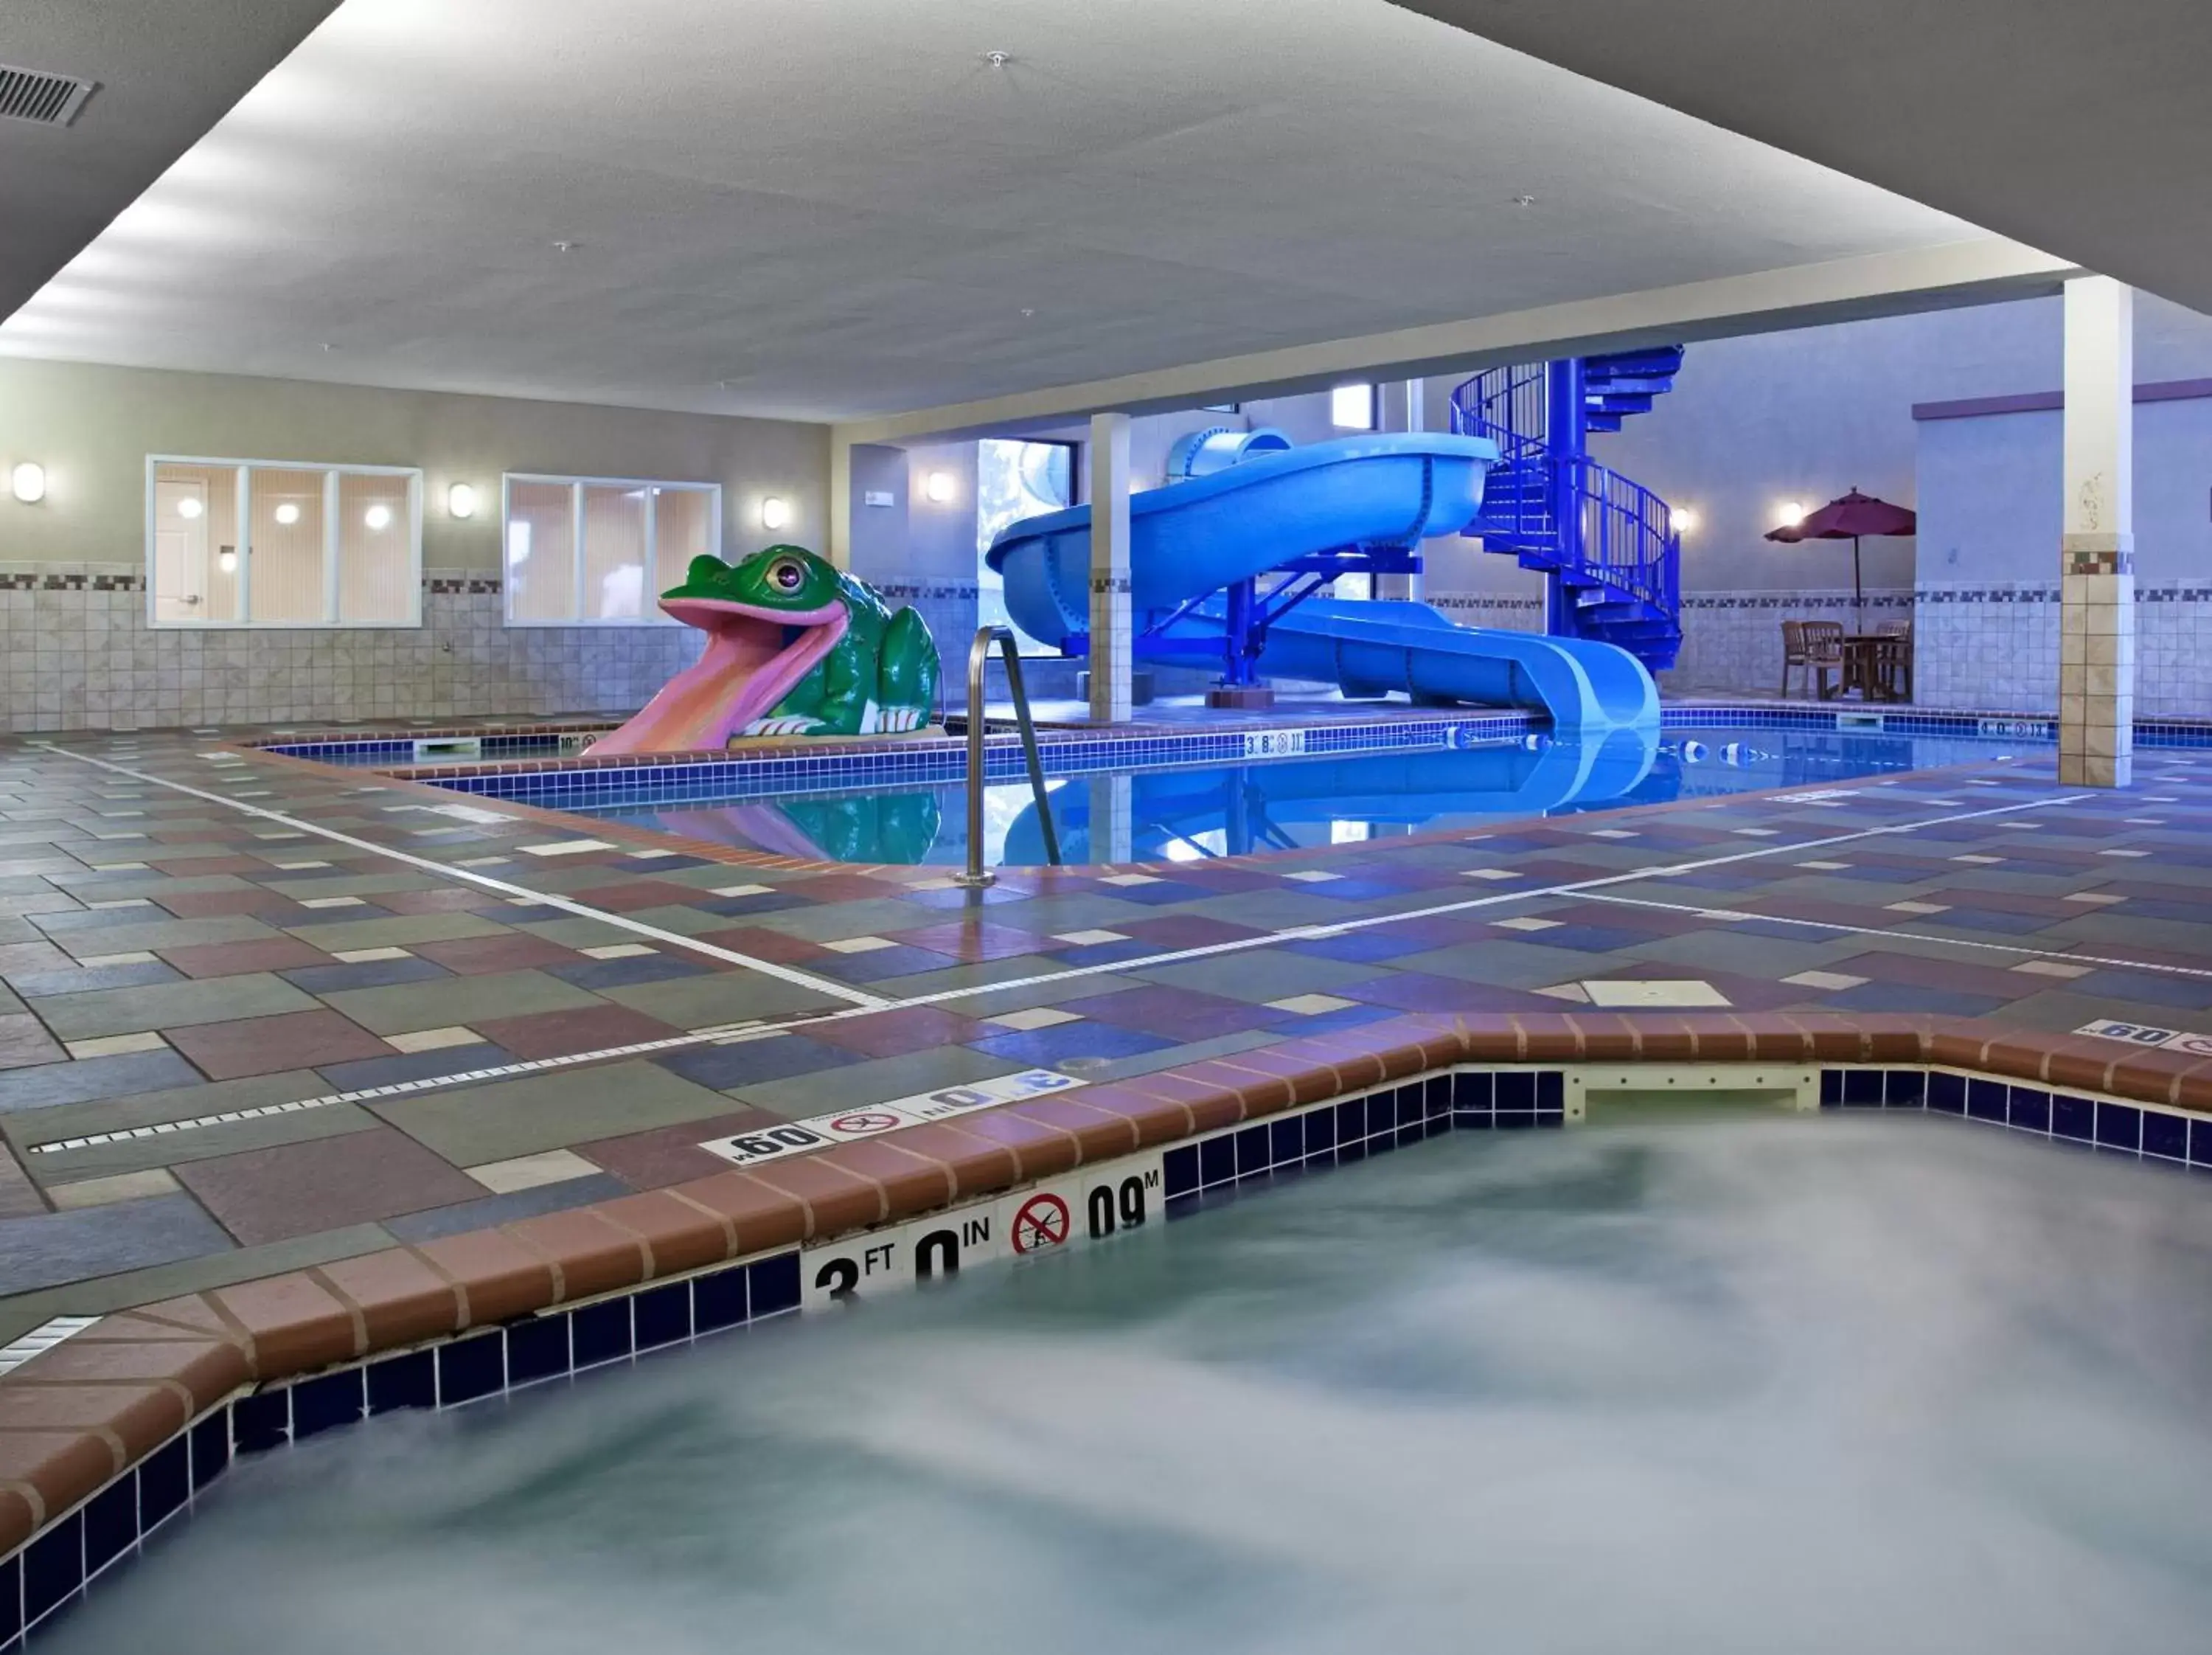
[587,597,846,755]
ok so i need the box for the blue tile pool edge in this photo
[257,704,2212,819]
[6,1055,2210,1646]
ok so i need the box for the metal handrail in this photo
[955,626,1061,889]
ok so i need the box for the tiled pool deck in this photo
[4,707,2212,1625]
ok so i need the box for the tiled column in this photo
[2059,276,2134,789]
[1088,411,1133,724]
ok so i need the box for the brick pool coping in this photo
[7,1006,2211,1567]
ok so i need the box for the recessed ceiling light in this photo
[274,502,301,526]
[364,503,393,530]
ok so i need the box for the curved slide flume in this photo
[985,434,1659,729]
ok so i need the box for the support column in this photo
[1382,378,1427,603]
[2059,277,2134,789]
[1088,411,1133,724]
[1543,357,1587,639]
[827,434,852,570]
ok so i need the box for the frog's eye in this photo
[768,558,805,592]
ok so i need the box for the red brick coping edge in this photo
[4,1009,2210,1562]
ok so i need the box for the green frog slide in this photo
[985,432,1659,729]
[589,546,939,754]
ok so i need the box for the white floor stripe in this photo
[18,780,2114,1153]
[883,791,2103,1010]
[1572,890,2212,980]
[38,745,889,1010]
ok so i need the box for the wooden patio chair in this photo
[1873,618,1913,702]
[1782,620,1845,700]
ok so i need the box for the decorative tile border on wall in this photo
[1428,592,1544,632]
[9,1007,2212,1648]
[0,565,706,734]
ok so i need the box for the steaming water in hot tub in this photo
[46,1117,2212,1654]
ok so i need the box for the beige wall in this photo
[0,358,830,572]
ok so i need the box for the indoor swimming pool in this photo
[563,724,2023,866]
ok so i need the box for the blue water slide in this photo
[984,433,1658,729]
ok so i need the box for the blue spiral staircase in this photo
[1448,347,1685,670]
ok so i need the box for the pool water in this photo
[578,725,2017,865]
[49,1115,2212,1654]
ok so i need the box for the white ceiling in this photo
[1398,0,2212,322]
[0,0,1989,422]
[0,0,343,319]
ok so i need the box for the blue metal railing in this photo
[1448,366,1680,621]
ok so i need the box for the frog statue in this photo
[588,545,941,754]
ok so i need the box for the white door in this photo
[153,479,208,621]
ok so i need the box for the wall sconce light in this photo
[274,502,301,526]
[175,496,204,520]
[10,462,44,504]
[760,496,791,532]
[1777,500,1806,528]
[217,548,239,575]
[925,470,956,504]
[1672,507,1699,535]
[364,504,393,531]
[448,482,479,519]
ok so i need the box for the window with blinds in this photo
[501,474,721,625]
[145,457,422,628]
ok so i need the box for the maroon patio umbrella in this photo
[1765,488,1917,620]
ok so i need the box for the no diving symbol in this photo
[1010,1192,1071,1254]
[827,1111,902,1137]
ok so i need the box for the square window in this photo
[338,471,416,622]
[249,466,327,622]
[581,485,650,620]
[504,474,722,625]
[147,457,420,628]
[1330,383,1377,430]
[506,479,577,622]
[150,461,243,622]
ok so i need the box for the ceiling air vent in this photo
[0,64,98,128]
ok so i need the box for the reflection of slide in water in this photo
[1005,726,1659,864]
[636,730,1656,867]
[654,792,942,864]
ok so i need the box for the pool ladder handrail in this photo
[956,626,1062,888]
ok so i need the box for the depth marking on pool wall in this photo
[698,1069,1084,1169]
[799,1147,1165,1309]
